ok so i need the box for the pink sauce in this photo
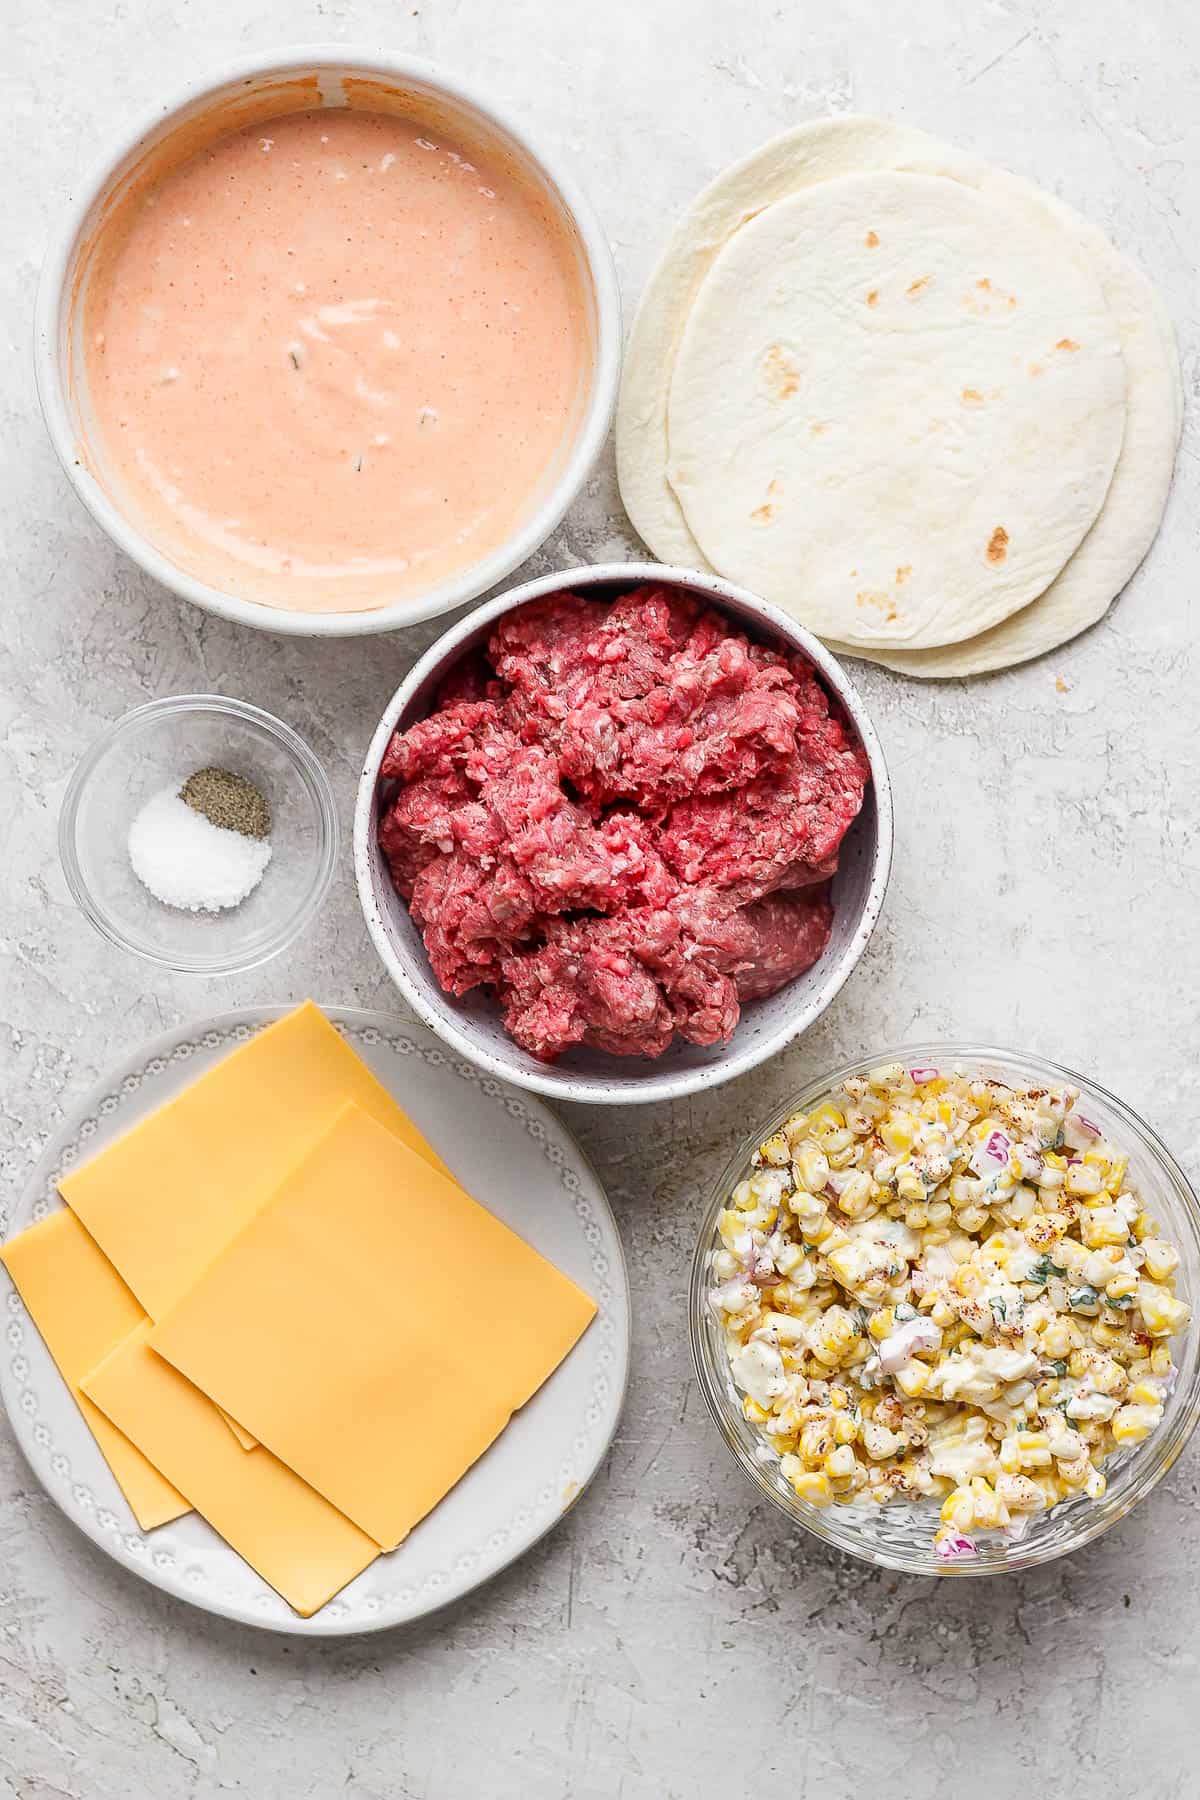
[82,108,590,612]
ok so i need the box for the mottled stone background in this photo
[3,1,1198,1794]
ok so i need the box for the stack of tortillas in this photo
[616,117,1181,678]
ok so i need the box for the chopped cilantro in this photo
[1068,1285,1100,1311]
[1050,1359,1068,1378]
[989,1297,1007,1326]
[1027,1255,1067,1286]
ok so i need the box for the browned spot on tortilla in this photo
[977,278,991,290]
[849,568,859,579]
[762,344,800,400]
[895,565,912,586]
[855,589,893,613]
[767,479,781,495]
[1056,337,1080,351]
[961,387,985,405]
[1028,362,1044,377]
[866,289,880,307]
[865,230,880,247]
[1055,675,1069,694]
[751,504,774,523]
[1007,295,1017,307]
[986,526,1009,564]
[907,276,931,296]
[809,421,828,435]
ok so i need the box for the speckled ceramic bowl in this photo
[354,563,893,1105]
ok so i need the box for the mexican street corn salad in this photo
[708,1063,1191,1561]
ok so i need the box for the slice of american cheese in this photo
[83,1329,379,1618]
[59,1001,451,1451]
[150,1102,598,1551]
[0,1211,189,1531]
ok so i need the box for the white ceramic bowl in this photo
[355,563,894,1105]
[34,46,621,637]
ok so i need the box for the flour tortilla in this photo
[616,116,1180,673]
[617,116,948,566]
[831,185,1181,676]
[665,170,1126,649]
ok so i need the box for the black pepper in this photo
[180,766,271,840]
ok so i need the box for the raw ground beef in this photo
[377,586,869,1061]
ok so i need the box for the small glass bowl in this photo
[690,1043,1200,1577]
[59,694,338,974]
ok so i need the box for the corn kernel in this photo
[861,1419,902,1461]
[1080,1208,1130,1249]
[1142,1239,1180,1281]
[1056,1454,1092,1490]
[1112,1403,1161,1445]
[1016,1431,1052,1469]
[881,1116,917,1156]
[791,1471,833,1507]
[825,1445,857,1482]
[1104,1266,1139,1300]
[758,1132,791,1167]
[742,1397,769,1425]
[838,1172,875,1218]
[967,1477,1007,1531]
[792,1145,830,1192]
[1138,1282,1191,1337]
[940,1485,974,1528]
[1150,1345,1173,1377]
[832,1414,859,1446]
[867,1064,904,1093]
[893,1361,929,1399]
[801,1214,838,1247]
[868,1307,895,1342]
[998,1434,1021,1473]
[807,1103,846,1138]
[1066,1162,1103,1197]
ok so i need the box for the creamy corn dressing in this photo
[82,109,589,612]
[709,1064,1191,1560]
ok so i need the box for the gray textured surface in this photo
[3,2,1199,1794]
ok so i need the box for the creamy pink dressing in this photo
[82,108,589,611]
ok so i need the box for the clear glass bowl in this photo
[689,1043,1200,1576]
[59,695,338,974]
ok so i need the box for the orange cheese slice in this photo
[0,1212,189,1531]
[59,1002,451,1322]
[150,1102,597,1551]
[59,1001,451,1451]
[83,1328,379,1617]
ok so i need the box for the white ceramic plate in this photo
[0,1006,629,1636]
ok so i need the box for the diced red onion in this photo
[935,1533,978,1563]
[969,1130,1010,1177]
[909,1066,939,1083]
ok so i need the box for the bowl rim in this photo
[689,1040,1200,1576]
[353,561,894,1105]
[33,44,622,639]
[59,692,340,973]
